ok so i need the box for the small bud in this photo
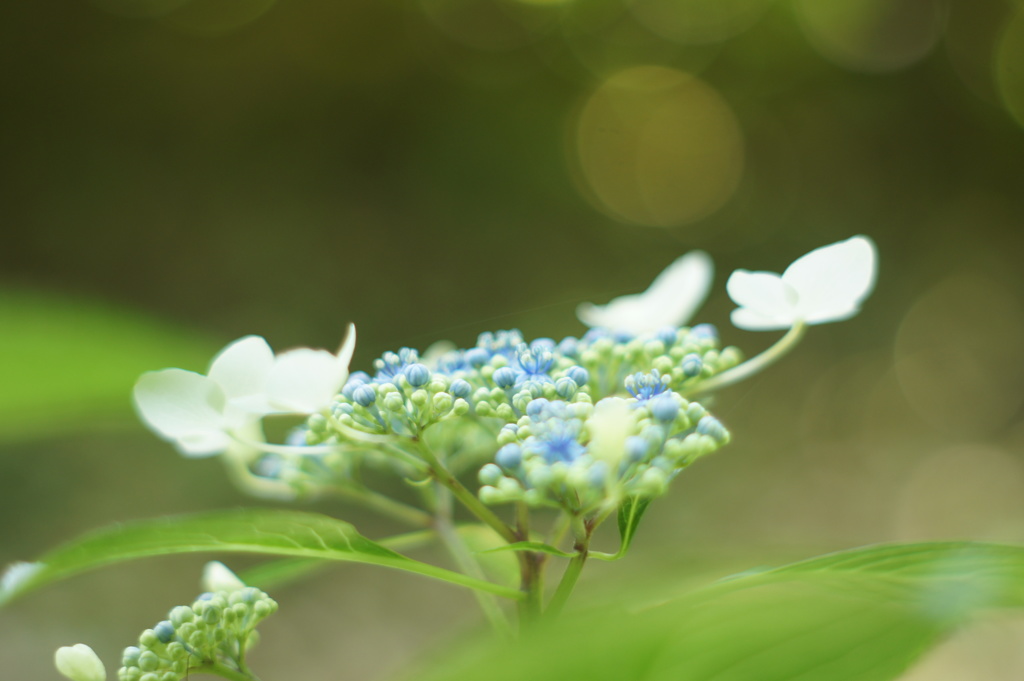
[352,384,377,407]
[479,463,503,485]
[55,644,106,681]
[449,379,472,399]
[404,363,431,388]
[383,392,405,412]
[452,398,470,416]
[555,377,578,400]
[138,650,160,673]
[432,392,453,413]
[648,394,680,423]
[495,443,522,469]
[410,389,429,407]
[153,621,175,644]
[681,353,703,377]
[493,367,516,389]
[566,365,588,386]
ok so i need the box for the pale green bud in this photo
[383,393,405,412]
[432,392,453,413]
[55,644,106,681]
[475,401,495,417]
[452,398,470,416]
[478,485,502,504]
[637,468,669,496]
[586,397,633,465]
[410,389,429,407]
[479,463,503,485]
[495,403,515,421]
[201,561,245,593]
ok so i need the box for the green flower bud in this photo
[138,630,159,648]
[432,392,453,413]
[495,404,515,421]
[452,398,470,416]
[410,389,429,407]
[383,392,405,412]
[55,644,106,681]
[475,401,494,417]
[479,463,502,486]
[138,651,160,673]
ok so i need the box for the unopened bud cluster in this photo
[477,390,729,512]
[117,587,277,681]
[293,325,737,505]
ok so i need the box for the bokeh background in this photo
[3,0,1024,678]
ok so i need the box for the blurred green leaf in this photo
[476,541,576,559]
[457,524,522,589]
[0,509,523,606]
[409,541,1024,681]
[0,288,216,441]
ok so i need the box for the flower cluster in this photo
[116,586,277,681]
[477,391,729,512]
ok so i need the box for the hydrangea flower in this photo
[727,236,877,331]
[55,644,105,681]
[576,250,713,334]
[134,325,356,457]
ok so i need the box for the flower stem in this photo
[434,483,515,638]
[545,525,591,620]
[192,661,262,681]
[686,321,807,395]
[413,440,518,544]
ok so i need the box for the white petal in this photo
[265,349,348,413]
[208,335,275,400]
[55,644,106,681]
[782,235,877,322]
[726,270,799,322]
[336,323,357,372]
[201,561,246,592]
[577,251,714,334]
[730,307,794,331]
[133,370,229,456]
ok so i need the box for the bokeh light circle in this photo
[795,0,949,72]
[630,0,774,45]
[995,8,1024,128]
[894,274,1024,437]
[572,66,744,227]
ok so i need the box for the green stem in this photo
[545,531,591,620]
[515,502,544,629]
[413,440,518,544]
[685,321,807,396]
[434,483,514,638]
[334,486,434,528]
[193,661,262,681]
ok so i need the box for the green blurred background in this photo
[3,0,1024,678]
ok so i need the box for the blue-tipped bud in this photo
[682,353,703,377]
[555,377,578,400]
[465,347,490,367]
[479,463,503,486]
[352,384,377,407]
[588,461,610,488]
[449,379,472,399]
[566,366,589,386]
[493,367,516,389]
[153,621,175,644]
[696,415,728,442]
[656,327,679,346]
[122,647,141,668]
[404,363,430,388]
[526,398,550,418]
[625,436,650,462]
[649,394,680,423]
[496,443,523,469]
[690,323,717,341]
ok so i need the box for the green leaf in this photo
[0,509,523,606]
[476,541,577,559]
[0,289,216,441]
[599,496,651,560]
[456,525,521,589]
[408,541,1024,681]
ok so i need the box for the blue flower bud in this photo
[566,366,589,386]
[465,348,490,367]
[682,353,703,377]
[625,436,649,462]
[558,336,580,356]
[648,394,680,423]
[690,323,717,341]
[153,620,175,644]
[526,398,550,418]
[404,363,431,388]
[352,384,377,407]
[493,367,516,389]
[449,379,472,399]
[656,327,679,346]
[588,461,609,487]
[496,443,523,469]
[696,415,728,442]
